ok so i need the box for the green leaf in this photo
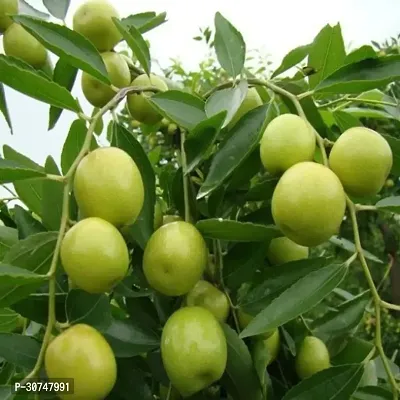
[0,309,20,333]
[272,44,311,78]
[345,45,377,65]
[352,386,393,400]
[122,12,167,34]
[308,23,346,88]
[316,55,400,94]
[381,134,400,176]
[376,196,400,212]
[12,15,110,84]
[344,107,395,120]
[214,12,246,78]
[332,337,374,365]
[149,91,206,130]
[19,0,50,19]
[240,262,347,338]
[0,84,12,134]
[245,177,279,201]
[198,103,271,198]
[0,158,46,184]
[125,297,161,337]
[42,0,70,20]
[13,205,46,240]
[138,12,167,34]
[333,110,362,131]
[0,227,18,262]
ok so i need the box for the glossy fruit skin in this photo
[295,336,330,379]
[143,222,208,296]
[162,214,183,225]
[228,87,263,129]
[267,237,308,265]
[60,217,129,293]
[253,329,281,366]
[73,0,122,51]
[82,52,130,108]
[3,24,47,68]
[272,162,346,247]
[0,0,18,33]
[45,324,117,400]
[260,114,316,175]
[161,307,228,397]
[329,127,393,197]
[74,147,144,226]
[185,280,230,322]
[127,74,168,125]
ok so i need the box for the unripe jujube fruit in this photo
[228,87,263,129]
[0,0,18,33]
[252,329,281,366]
[267,237,309,265]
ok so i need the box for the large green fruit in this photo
[252,329,281,366]
[185,280,230,322]
[73,0,122,51]
[74,147,144,226]
[295,336,330,379]
[45,324,117,400]
[3,24,47,68]
[0,0,18,33]
[260,114,316,175]
[60,217,129,293]
[143,222,208,296]
[161,307,227,397]
[272,162,346,247]
[81,52,130,108]
[228,87,263,129]
[127,74,168,125]
[329,127,393,197]
[267,237,308,265]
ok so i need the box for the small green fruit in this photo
[253,329,281,366]
[385,179,395,188]
[131,120,141,129]
[0,0,18,33]
[267,237,308,265]
[168,123,178,135]
[228,87,263,129]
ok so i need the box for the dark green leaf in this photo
[0,309,20,333]
[272,44,311,78]
[13,205,46,240]
[352,386,393,400]
[0,84,12,134]
[245,177,279,201]
[332,337,374,365]
[382,134,400,176]
[0,227,18,262]
[345,46,377,65]
[125,297,160,337]
[0,158,46,184]
[376,196,400,213]
[333,110,362,131]
[42,0,70,20]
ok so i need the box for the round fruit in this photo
[272,162,346,247]
[185,280,230,322]
[238,309,254,331]
[295,336,330,379]
[73,0,122,51]
[267,237,308,265]
[3,24,47,68]
[131,120,141,129]
[60,217,129,293]
[168,123,178,135]
[154,198,163,230]
[260,114,316,175]
[74,147,144,226]
[45,324,117,400]
[127,74,168,125]
[143,221,208,296]
[359,360,378,387]
[228,87,263,129]
[252,329,281,366]
[161,307,227,397]
[329,127,393,197]
[162,214,183,225]
[385,178,395,188]
[81,52,130,108]
[0,0,18,33]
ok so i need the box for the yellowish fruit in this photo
[81,52,130,108]
[267,237,308,265]
[272,162,346,246]
[161,307,227,397]
[131,120,141,129]
[127,74,168,125]
[228,87,263,129]
[143,221,208,296]
[260,114,316,175]
[60,217,129,293]
[162,214,183,225]
[45,324,117,400]
[73,0,122,51]
[253,329,281,366]
[0,0,18,33]
[329,127,393,197]
[3,24,47,68]
[74,147,144,226]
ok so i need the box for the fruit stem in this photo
[355,204,378,212]
[45,174,65,182]
[166,383,172,400]
[180,130,191,222]
[380,300,400,312]
[333,97,399,111]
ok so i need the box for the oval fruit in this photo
[272,162,346,246]
[267,237,308,265]
[260,114,316,175]
[252,329,281,366]
[0,0,18,33]
[74,147,144,226]
[60,217,129,293]
[143,221,208,296]
[45,324,117,400]
[81,52,130,108]
[228,87,263,129]
[329,127,393,197]
[161,307,227,397]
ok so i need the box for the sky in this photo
[1,0,400,199]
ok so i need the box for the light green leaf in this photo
[0,227,18,262]
[333,110,362,131]
[272,44,311,78]
[0,309,20,333]
[344,107,395,120]
[376,196,400,213]
[0,158,46,184]
[13,205,46,240]
[0,84,12,134]
[381,134,400,176]
[345,45,377,65]
[122,12,167,34]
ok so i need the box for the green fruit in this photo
[131,120,141,129]
[385,178,395,188]
[81,52,130,108]
[160,384,181,400]
[359,360,378,387]
[143,221,208,296]
[185,280,230,322]
[74,147,144,226]
[253,329,281,366]
[161,307,227,397]
[154,198,163,230]
[237,309,254,331]
[329,127,393,197]
[162,214,183,225]
[45,324,117,400]
[204,255,217,282]
[260,114,316,175]
[161,118,170,128]
[295,336,330,379]
[168,123,178,135]
[3,24,47,68]
[228,87,263,129]
[60,217,129,293]
[73,0,122,51]
[0,0,18,33]
[127,74,168,125]
[267,237,308,265]
[272,162,346,247]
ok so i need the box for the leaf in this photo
[240,263,347,338]
[333,110,362,131]
[332,337,374,365]
[12,15,109,84]
[122,12,167,34]
[19,0,49,19]
[316,55,400,94]
[345,45,377,65]
[42,0,70,20]
[0,227,18,262]
[376,196,400,213]
[344,107,395,120]
[272,44,311,78]
[0,84,12,134]
[149,91,206,130]
[125,297,160,337]
[352,386,394,400]
[308,23,346,88]
[0,158,46,184]
[0,309,20,333]
[198,103,271,198]
[245,177,279,201]
[214,12,246,78]
[138,12,167,34]
[381,134,400,176]
[13,205,46,240]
